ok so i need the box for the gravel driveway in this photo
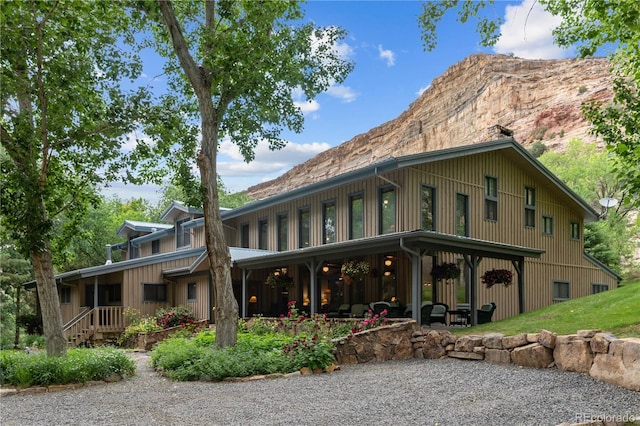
[1,352,638,426]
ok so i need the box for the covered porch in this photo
[232,230,544,326]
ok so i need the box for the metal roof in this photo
[116,220,172,237]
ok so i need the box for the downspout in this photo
[374,167,400,188]
[400,238,421,325]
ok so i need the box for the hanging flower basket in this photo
[481,269,513,288]
[265,271,294,289]
[341,260,370,282]
[432,262,461,282]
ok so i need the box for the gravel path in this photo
[1,352,638,426]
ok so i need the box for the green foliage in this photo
[529,141,547,158]
[282,335,335,371]
[0,347,135,387]
[118,316,162,346]
[0,244,35,349]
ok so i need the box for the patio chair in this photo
[420,304,434,325]
[372,301,390,316]
[429,303,449,325]
[350,303,367,318]
[477,302,497,324]
[337,304,351,318]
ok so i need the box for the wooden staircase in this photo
[64,306,125,347]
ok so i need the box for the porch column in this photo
[464,254,482,326]
[93,276,98,328]
[512,258,525,314]
[241,269,247,318]
[399,238,423,325]
[306,259,322,315]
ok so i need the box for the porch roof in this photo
[231,230,545,270]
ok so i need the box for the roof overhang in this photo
[232,230,544,270]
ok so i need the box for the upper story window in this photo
[240,223,250,248]
[277,213,288,251]
[258,218,268,250]
[298,207,310,248]
[570,221,580,240]
[484,176,498,221]
[379,186,396,234]
[59,286,71,304]
[322,200,336,244]
[455,193,469,236]
[152,239,160,255]
[524,187,536,228]
[129,241,140,259]
[542,215,554,236]
[349,192,364,240]
[421,185,436,231]
[176,217,191,248]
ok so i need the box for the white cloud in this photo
[218,139,331,191]
[378,44,396,66]
[121,131,153,152]
[417,85,431,97]
[494,0,572,59]
[294,99,321,114]
[326,85,358,103]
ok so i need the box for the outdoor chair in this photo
[477,302,497,324]
[337,304,351,317]
[429,303,449,325]
[372,301,390,316]
[350,304,367,318]
[420,304,434,324]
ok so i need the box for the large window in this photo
[542,215,554,236]
[60,286,71,304]
[176,217,191,248]
[322,200,336,244]
[552,281,570,301]
[144,283,167,302]
[524,187,536,228]
[484,176,498,221]
[349,193,364,240]
[258,218,268,250]
[379,186,396,234]
[421,185,436,231]
[298,207,310,248]
[455,193,469,236]
[187,282,197,301]
[240,223,250,248]
[277,213,288,251]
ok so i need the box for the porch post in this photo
[241,269,247,318]
[399,238,422,325]
[464,254,482,326]
[307,259,322,315]
[93,276,98,328]
[512,258,525,314]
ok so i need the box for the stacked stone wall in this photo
[333,321,640,392]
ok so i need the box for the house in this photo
[31,135,620,345]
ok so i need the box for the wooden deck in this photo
[64,306,126,347]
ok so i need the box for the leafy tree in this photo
[538,139,636,272]
[0,245,35,349]
[418,0,640,207]
[0,1,154,355]
[134,0,353,347]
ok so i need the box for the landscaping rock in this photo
[482,333,505,349]
[590,333,617,354]
[554,335,593,373]
[511,343,554,369]
[538,329,557,349]
[448,351,484,360]
[589,338,640,392]
[502,333,528,349]
[485,348,511,364]
[454,335,484,352]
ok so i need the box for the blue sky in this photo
[103,0,576,204]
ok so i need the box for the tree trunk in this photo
[31,247,67,356]
[13,285,21,349]
[197,95,238,348]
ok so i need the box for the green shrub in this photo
[118,316,162,346]
[156,306,196,329]
[0,348,135,387]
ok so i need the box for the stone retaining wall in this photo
[333,321,639,392]
[135,319,209,351]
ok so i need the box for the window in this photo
[258,218,268,250]
[298,207,310,248]
[379,186,396,234]
[322,200,336,244]
[421,185,436,231]
[524,187,536,227]
[187,282,197,301]
[109,284,122,303]
[455,193,469,236]
[129,240,140,259]
[542,215,554,236]
[552,281,570,301]
[484,176,498,221]
[240,223,250,248]
[592,283,609,294]
[144,283,167,302]
[176,217,191,248]
[277,213,288,251]
[152,239,160,255]
[570,222,580,240]
[349,193,364,240]
[60,286,71,304]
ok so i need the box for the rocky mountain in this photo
[247,53,613,200]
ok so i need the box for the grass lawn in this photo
[451,278,640,337]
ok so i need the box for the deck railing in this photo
[64,306,126,346]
